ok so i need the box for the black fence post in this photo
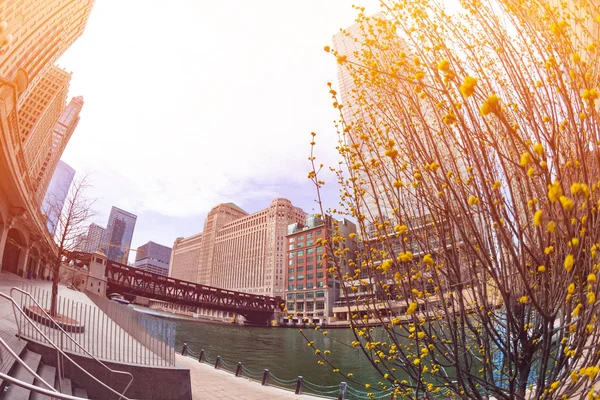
[181,343,188,356]
[262,369,269,386]
[215,356,221,369]
[338,382,347,400]
[295,376,304,395]
[235,362,242,377]
[198,349,204,362]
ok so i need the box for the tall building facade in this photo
[0,0,95,106]
[83,223,105,253]
[102,207,137,263]
[170,199,305,296]
[135,241,172,276]
[283,215,357,325]
[41,160,75,234]
[169,233,202,282]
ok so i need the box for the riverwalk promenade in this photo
[0,272,322,399]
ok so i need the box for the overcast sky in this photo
[57,1,380,262]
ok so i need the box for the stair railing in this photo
[0,370,89,400]
[0,335,56,393]
[3,290,133,400]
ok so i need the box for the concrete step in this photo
[54,377,72,397]
[73,388,88,398]
[2,350,41,400]
[30,363,56,400]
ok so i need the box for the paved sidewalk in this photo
[177,354,319,400]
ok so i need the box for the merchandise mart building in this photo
[282,214,357,326]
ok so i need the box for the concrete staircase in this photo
[0,331,92,400]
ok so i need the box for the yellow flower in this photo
[413,358,421,365]
[548,181,563,202]
[365,384,371,389]
[422,254,434,266]
[568,283,575,294]
[538,265,546,273]
[588,273,597,283]
[519,296,529,304]
[547,221,557,233]
[559,196,574,211]
[437,59,450,72]
[492,180,501,190]
[480,94,500,115]
[533,210,543,226]
[520,152,532,167]
[459,75,478,97]
[381,259,393,272]
[533,143,544,156]
[468,195,480,206]
[337,55,347,64]
[564,255,575,272]
[589,292,596,304]
[544,246,554,254]
[407,302,418,315]
[394,224,408,234]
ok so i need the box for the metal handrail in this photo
[4,289,133,400]
[0,335,56,393]
[0,370,89,400]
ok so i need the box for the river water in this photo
[171,317,396,396]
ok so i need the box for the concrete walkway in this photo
[176,353,319,400]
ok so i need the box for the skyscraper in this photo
[41,160,75,234]
[102,207,137,263]
[135,241,172,277]
[0,0,95,106]
[83,223,105,253]
[170,199,305,296]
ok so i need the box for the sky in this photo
[57,0,380,262]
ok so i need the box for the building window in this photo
[288,277,295,281]
[307,274,313,280]
[307,282,314,289]
[288,285,294,290]
[307,265,314,271]
[317,272,324,279]
[316,230,322,235]
[296,293,305,299]
[306,233,312,239]
[289,244,295,250]
[306,256,313,262]
[287,293,294,300]
[317,281,324,288]
[297,275,304,281]
[289,260,294,266]
[306,302,314,311]
[306,240,313,246]
[298,250,304,257]
[297,302,305,312]
[307,248,314,254]
[299,235,304,240]
[297,258,304,264]
[297,284,304,290]
[288,268,295,274]
[289,238,295,243]
[287,302,295,311]
[316,291,325,298]
[289,252,295,258]
[297,242,304,248]
[316,301,325,310]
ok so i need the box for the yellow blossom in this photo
[565,255,575,272]
[407,302,418,315]
[519,296,529,304]
[588,292,596,305]
[533,143,544,156]
[588,273,597,283]
[533,210,543,226]
[548,181,563,202]
[468,195,480,206]
[520,152,532,167]
[480,94,500,115]
[538,265,546,273]
[544,246,554,254]
[422,254,434,266]
[547,221,557,233]
[560,196,574,211]
[459,75,478,97]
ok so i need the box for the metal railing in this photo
[87,291,175,366]
[16,284,173,367]
[7,288,133,400]
[179,344,397,400]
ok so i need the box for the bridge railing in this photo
[17,284,175,367]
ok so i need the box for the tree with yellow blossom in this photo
[309,0,600,398]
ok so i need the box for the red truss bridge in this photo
[67,251,284,325]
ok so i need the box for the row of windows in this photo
[288,230,323,243]
[288,247,323,258]
[288,270,324,279]
[288,282,325,290]
[287,290,325,300]
[286,301,326,312]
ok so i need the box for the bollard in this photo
[215,356,221,369]
[338,382,347,400]
[198,349,204,362]
[262,369,270,386]
[235,362,242,377]
[182,343,188,356]
[295,376,304,395]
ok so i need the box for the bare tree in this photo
[45,175,95,317]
